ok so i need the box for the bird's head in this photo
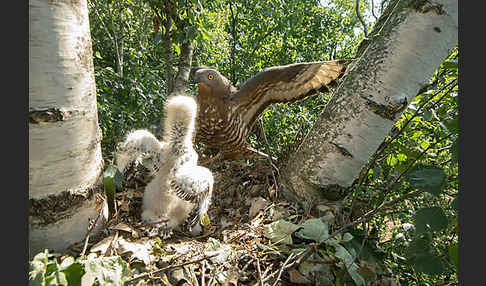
[191,66,236,97]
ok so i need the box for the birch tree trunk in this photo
[280,0,458,202]
[29,0,105,257]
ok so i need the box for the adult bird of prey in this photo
[191,60,348,163]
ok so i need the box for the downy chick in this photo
[117,95,213,237]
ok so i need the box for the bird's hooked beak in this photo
[190,66,211,84]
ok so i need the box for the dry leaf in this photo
[90,234,118,254]
[288,269,311,284]
[249,197,269,218]
[117,237,156,265]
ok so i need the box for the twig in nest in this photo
[80,194,106,256]
[124,254,219,285]
[256,257,264,286]
[270,253,296,286]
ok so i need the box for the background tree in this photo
[29,0,105,256]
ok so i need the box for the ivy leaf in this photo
[29,250,68,286]
[81,256,130,286]
[59,257,85,286]
[405,164,446,196]
[414,207,448,234]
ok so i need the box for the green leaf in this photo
[104,165,123,196]
[406,235,431,258]
[422,110,432,121]
[448,242,458,269]
[412,253,445,275]
[386,155,398,167]
[442,61,458,70]
[296,218,329,243]
[263,220,300,245]
[29,250,69,286]
[328,239,365,286]
[199,26,211,41]
[444,118,458,134]
[81,256,130,286]
[173,43,181,55]
[414,207,448,234]
[405,164,446,196]
[62,264,84,286]
[184,26,198,41]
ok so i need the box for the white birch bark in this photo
[29,0,104,256]
[281,0,458,201]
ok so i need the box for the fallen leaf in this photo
[90,235,118,254]
[110,222,133,233]
[249,197,270,218]
[117,237,156,265]
[262,220,300,245]
[288,269,311,284]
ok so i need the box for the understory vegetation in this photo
[29,0,458,285]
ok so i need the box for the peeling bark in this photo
[29,0,105,256]
[280,0,457,202]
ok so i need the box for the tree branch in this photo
[172,41,195,95]
[355,0,368,38]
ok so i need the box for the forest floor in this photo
[63,158,399,286]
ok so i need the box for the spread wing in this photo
[231,60,348,126]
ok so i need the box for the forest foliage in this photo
[30,0,458,285]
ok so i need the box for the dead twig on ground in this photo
[124,253,219,285]
[80,194,106,256]
[256,257,264,286]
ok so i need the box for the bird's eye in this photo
[208,74,214,80]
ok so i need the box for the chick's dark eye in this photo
[208,74,214,80]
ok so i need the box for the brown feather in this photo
[193,59,349,161]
